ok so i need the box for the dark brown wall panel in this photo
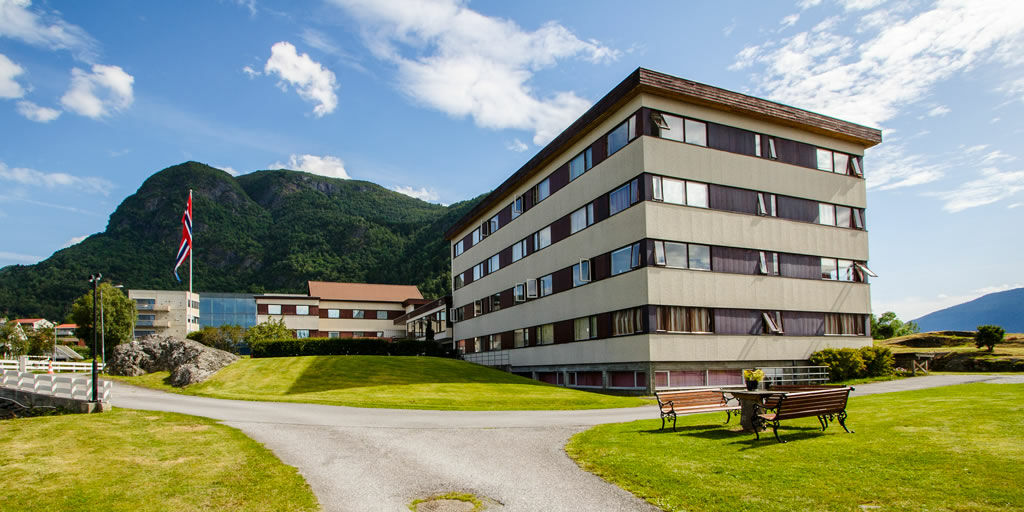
[283,305,296,315]
[257,304,268,314]
[554,319,573,344]
[782,311,825,336]
[715,308,761,335]
[597,312,612,339]
[550,216,571,244]
[777,195,818,223]
[552,268,573,294]
[549,164,570,194]
[708,123,757,156]
[712,246,759,275]
[709,184,758,214]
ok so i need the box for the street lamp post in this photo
[87,274,102,403]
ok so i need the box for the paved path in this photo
[110,374,1021,512]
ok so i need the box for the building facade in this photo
[446,68,881,393]
[393,296,452,342]
[255,281,424,339]
[128,289,200,339]
[198,292,258,329]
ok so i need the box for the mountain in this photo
[913,287,1024,333]
[0,161,484,320]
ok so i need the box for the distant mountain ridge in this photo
[0,161,483,320]
[913,287,1024,333]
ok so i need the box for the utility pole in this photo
[88,274,101,403]
[99,285,105,369]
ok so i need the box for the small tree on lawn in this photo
[975,325,1005,352]
[244,318,292,344]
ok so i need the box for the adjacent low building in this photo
[128,289,200,339]
[393,296,452,342]
[445,67,881,393]
[14,318,54,331]
[198,292,258,329]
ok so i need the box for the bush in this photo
[188,325,246,354]
[249,337,455,359]
[70,345,92,358]
[860,346,895,377]
[975,325,1005,352]
[809,348,866,381]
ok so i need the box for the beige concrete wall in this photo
[257,314,319,331]
[506,334,651,366]
[647,333,872,362]
[129,289,199,338]
[318,318,398,333]
[255,297,318,306]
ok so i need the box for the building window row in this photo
[452,171,865,292]
[453,107,866,260]
[452,237,874,324]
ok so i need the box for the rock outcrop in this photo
[108,335,238,387]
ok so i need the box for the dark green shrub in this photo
[809,348,866,381]
[249,337,454,358]
[860,346,895,377]
[70,345,92,358]
[975,325,1005,352]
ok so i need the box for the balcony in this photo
[135,303,170,311]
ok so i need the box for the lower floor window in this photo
[825,313,865,335]
[656,306,712,333]
[328,331,340,338]
[488,335,501,351]
[514,328,529,348]
[612,307,643,336]
[539,323,555,344]
[295,329,310,339]
[609,371,647,388]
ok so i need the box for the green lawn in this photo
[106,355,650,410]
[0,409,318,512]
[567,383,1024,512]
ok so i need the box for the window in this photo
[473,300,482,316]
[376,331,384,338]
[535,178,551,203]
[514,283,526,303]
[573,259,591,287]
[653,112,684,142]
[754,133,762,157]
[295,329,310,339]
[825,313,865,336]
[664,242,687,268]
[684,119,707,146]
[613,308,644,335]
[609,180,638,215]
[837,259,855,282]
[533,226,551,250]
[514,328,529,348]
[352,309,365,319]
[488,254,500,273]
[821,257,838,280]
[851,157,863,177]
[757,192,777,216]
[688,244,711,271]
[454,240,464,257]
[491,293,501,312]
[656,306,712,333]
[512,239,527,262]
[472,227,481,245]
[376,310,388,320]
[267,304,281,315]
[819,203,837,226]
[853,209,865,229]
[836,206,852,228]
[758,251,779,275]
[453,274,464,290]
[662,177,684,204]
[570,204,594,234]
[489,335,501,351]
[512,196,523,219]
[488,214,499,235]
[610,371,647,389]
[539,323,555,344]
[569,148,593,180]
[353,332,366,338]
[768,137,778,159]
[834,152,849,175]
[526,278,538,298]
[854,262,877,281]
[473,263,483,281]
[607,117,635,155]
[762,312,784,334]
[328,331,340,338]
[686,181,709,208]
[295,305,309,315]
[539,274,553,297]
[654,241,666,266]
[611,243,641,275]
[816,148,834,172]
[574,316,598,341]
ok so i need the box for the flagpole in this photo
[188,189,193,310]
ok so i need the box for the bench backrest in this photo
[656,389,726,410]
[768,385,844,392]
[775,388,852,420]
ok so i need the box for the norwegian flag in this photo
[173,191,192,282]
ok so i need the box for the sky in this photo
[0,0,1022,321]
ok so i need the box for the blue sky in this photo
[1,0,1022,320]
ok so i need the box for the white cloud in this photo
[242,65,261,78]
[0,251,41,263]
[963,144,989,154]
[0,161,113,195]
[270,154,350,179]
[505,138,528,152]
[60,64,134,118]
[0,0,96,61]
[1008,202,1023,209]
[780,13,800,29]
[327,0,618,146]
[865,143,945,190]
[840,0,887,11]
[16,100,60,122]
[62,235,87,248]
[981,150,1016,164]
[391,185,440,202]
[263,41,339,117]
[732,0,1024,128]
[927,105,950,117]
[930,167,1024,212]
[797,0,822,9]
[216,165,240,176]
[0,52,25,98]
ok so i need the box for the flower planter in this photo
[745,380,759,391]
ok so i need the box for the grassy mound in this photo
[878,331,1024,371]
[0,409,317,511]
[108,355,650,410]
[567,383,1024,512]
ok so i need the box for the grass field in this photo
[106,355,650,410]
[567,383,1024,512]
[881,332,1024,356]
[0,409,318,512]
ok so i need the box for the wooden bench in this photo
[753,387,854,443]
[656,389,740,431]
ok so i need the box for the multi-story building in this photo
[128,289,200,339]
[255,281,424,339]
[446,68,881,393]
[14,318,55,331]
[55,323,82,345]
[393,296,452,342]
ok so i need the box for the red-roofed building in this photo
[15,318,54,330]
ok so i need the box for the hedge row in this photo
[809,346,895,382]
[249,337,455,358]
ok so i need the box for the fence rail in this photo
[0,359,105,373]
[1,370,111,402]
[758,365,830,385]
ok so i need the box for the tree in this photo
[0,320,27,357]
[975,325,1005,352]
[70,283,137,359]
[871,311,920,340]
[189,324,246,354]
[244,318,291,344]
[25,327,55,356]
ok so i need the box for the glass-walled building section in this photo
[199,293,258,329]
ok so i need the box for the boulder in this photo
[108,335,238,387]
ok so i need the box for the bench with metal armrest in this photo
[753,387,854,443]
[655,389,740,431]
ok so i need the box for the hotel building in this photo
[446,68,881,393]
[128,289,200,339]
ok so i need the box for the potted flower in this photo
[743,369,765,391]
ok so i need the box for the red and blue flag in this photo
[173,192,192,281]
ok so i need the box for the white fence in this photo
[0,358,104,373]
[0,370,111,402]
